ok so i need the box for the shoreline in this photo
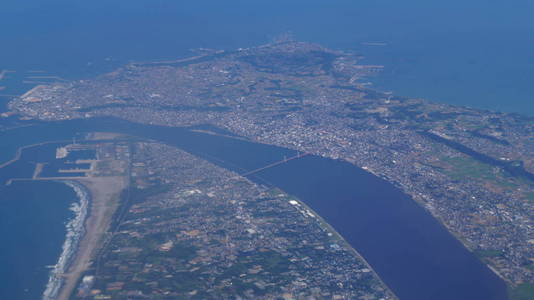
[54,176,127,300]
[42,181,89,300]
[281,190,399,300]
[0,140,71,170]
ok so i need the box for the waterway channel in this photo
[0,117,508,299]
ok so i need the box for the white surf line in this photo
[42,181,89,300]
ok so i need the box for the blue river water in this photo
[0,118,508,299]
[1,0,531,298]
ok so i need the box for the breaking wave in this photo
[42,181,89,300]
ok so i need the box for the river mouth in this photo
[1,117,508,300]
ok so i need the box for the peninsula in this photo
[6,40,534,298]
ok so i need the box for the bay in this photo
[1,0,534,114]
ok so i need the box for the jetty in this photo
[0,140,71,170]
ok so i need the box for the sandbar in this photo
[57,176,127,300]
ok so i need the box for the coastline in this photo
[42,181,89,300]
[0,140,71,170]
[53,176,127,300]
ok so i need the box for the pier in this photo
[0,70,7,81]
[32,163,45,179]
[0,140,71,170]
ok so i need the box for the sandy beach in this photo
[57,176,127,300]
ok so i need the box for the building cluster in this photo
[78,142,393,299]
[8,41,534,286]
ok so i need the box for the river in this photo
[0,118,508,299]
[1,1,530,298]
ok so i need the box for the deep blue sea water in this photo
[1,1,532,298]
[1,0,533,114]
[0,118,508,299]
[0,180,76,300]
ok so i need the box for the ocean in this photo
[1,0,532,298]
[0,180,78,300]
[1,0,534,114]
[0,118,508,299]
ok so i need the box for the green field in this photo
[440,156,517,189]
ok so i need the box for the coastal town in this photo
[1,132,395,299]
[74,141,394,299]
[0,134,131,300]
[5,40,534,296]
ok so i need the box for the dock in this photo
[0,140,71,170]
[33,163,45,179]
